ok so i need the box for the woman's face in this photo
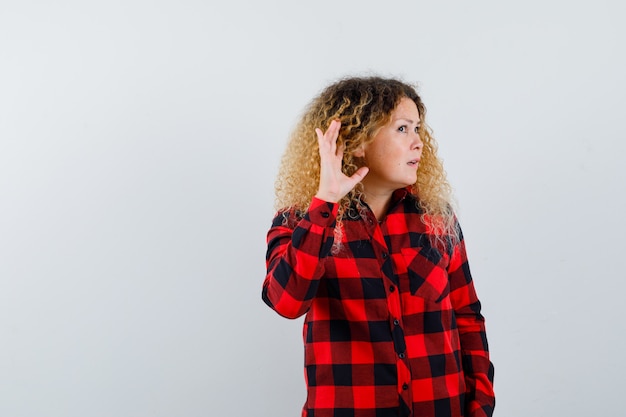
[357,97,423,194]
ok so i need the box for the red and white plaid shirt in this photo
[263,189,495,417]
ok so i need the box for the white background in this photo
[1,1,624,416]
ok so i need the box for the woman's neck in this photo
[363,190,393,221]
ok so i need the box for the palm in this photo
[315,120,369,203]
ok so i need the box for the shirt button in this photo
[402,383,409,390]
[393,319,399,326]
[389,285,395,292]
[321,212,330,218]
[399,353,405,359]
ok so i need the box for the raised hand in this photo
[314,120,369,203]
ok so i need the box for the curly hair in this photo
[275,76,457,241]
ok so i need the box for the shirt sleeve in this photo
[262,197,338,319]
[447,221,496,417]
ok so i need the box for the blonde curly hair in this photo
[275,76,457,240]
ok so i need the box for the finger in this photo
[346,167,369,187]
[315,127,323,138]
[336,141,346,158]
[316,128,331,155]
[327,120,340,151]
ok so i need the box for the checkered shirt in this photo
[263,189,495,417]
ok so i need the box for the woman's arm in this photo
[448,224,496,417]
[262,198,337,319]
[263,120,368,319]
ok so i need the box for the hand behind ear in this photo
[315,120,369,203]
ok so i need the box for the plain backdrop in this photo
[1,1,624,416]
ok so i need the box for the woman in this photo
[262,76,495,417]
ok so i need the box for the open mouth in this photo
[407,159,420,166]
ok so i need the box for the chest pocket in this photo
[400,247,450,303]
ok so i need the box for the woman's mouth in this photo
[407,159,420,167]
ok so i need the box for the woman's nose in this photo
[412,132,423,150]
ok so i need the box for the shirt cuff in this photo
[306,197,339,227]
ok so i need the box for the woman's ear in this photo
[353,145,365,158]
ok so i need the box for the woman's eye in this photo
[398,126,406,132]
[414,127,420,133]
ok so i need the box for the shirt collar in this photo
[389,186,412,207]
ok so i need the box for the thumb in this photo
[347,166,369,186]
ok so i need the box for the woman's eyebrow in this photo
[395,117,420,125]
